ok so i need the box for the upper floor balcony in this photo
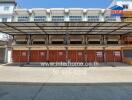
[11,8,121,22]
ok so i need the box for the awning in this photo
[0,22,132,35]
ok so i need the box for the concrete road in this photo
[0,65,132,83]
[0,85,132,100]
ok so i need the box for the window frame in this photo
[87,16,100,22]
[2,17,8,22]
[34,16,47,22]
[17,16,29,22]
[52,16,65,22]
[69,16,82,21]
[123,4,128,9]
[4,6,10,11]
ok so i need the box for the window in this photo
[129,41,132,44]
[16,41,27,45]
[33,41,45,45]
[87,16,100,22]
[69,16,82,21]
[125,41,132,44]
[78,52,83,56]
[18,16,29,22]
[22,52,27,56]
[88,41,100,44]
[96,52,103,57]
[114,51,121,57]
[107,41,118,44]
[59,52,63,56]
[4,6,9,11]
[40,52,46,56]
[52,41,64,44]
[105,16,117,22]
[70,41,82,44]
[52,16,64,22]
[123,4,128,9]
[2,18,7,22]
[34,16,46,22]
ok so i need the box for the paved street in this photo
[0,85,132,100]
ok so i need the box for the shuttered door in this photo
[68,50,77,62]
[114,51,122,62]
[96,51,104,62]
[87,50,96,62]
[77,51,85,62]
[39,50,47,62]
[57,50,66,62]
[106,50,121,62]
[49,50,57,62]
[49,50,66,62]
[106,51,114,62]
[30,50,39,62]
[12,50,28,62]
[20,50,28,62]
[12,50,20,62]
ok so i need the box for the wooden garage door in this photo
[87,50,103,62]
[68,50,85,62]
[106,50,121,62]
[12,50,28,62]
[49,50,66,62]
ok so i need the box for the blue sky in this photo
[16,0,112,8]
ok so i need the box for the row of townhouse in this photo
[1,0,132,65]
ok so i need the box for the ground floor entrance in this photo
[12,49,122,63]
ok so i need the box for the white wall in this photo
[0,3,15,14]
[116,0,132,9]
[0,16,12,22]
[0,3,15,22]
[0,3,15,41]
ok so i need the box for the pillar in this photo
[65,47,68,62]
[27,34,31,63]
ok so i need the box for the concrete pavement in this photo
[0,65,132,84]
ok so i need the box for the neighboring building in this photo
[0,0,16,40]
[0,40,6,63]
[0,0,16,63]
[0,0,132,65]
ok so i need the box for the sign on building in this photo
[111,5,123,16]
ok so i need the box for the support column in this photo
[27,34,31,63]
[84,34,87,45]
[104,35,108,45]
[46,34,49,45]
[120,35,124,45]
[65,47,68,62]
[121,47,124,63]
[65,26,69,62]
[103,47,106,63]
[27,47,31,64]
[119,35,122,45]
[102,35,105,45]
[46,47,49,62]
[113,50,115,63]
[4,46,8,63]
[84,46,87,63]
